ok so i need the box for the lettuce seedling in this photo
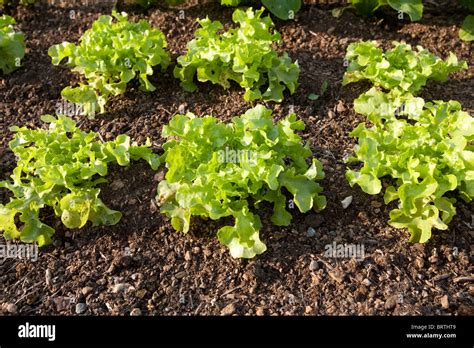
[0,15,25,74]
[343,41,467,94]
[48,11,170,117]
[157,105,325,258]
[174,7,299,102]
[346,88,474,243]
[0,115,160,246]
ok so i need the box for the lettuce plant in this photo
[351,0,423,21]
[343,41,467,94]
[0,15,25,74]
[174,7,299,102]
[346,88,474,243]
[157,105,325,258]
[48,11,170,117]
[0,115,160,246]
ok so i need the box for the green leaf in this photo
[460,0,474,12]
[217,208,266,259]
[320,80,329,96]
[351,0,382,16]
[387,0,423,21]
[332,6,351,18]
[460,15,474,42]
[261,0,301,20]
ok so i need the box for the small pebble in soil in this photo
[130,308,142,316]
[440,295,449,309]
[362,278,372,287]
[150,199,159,213]
[5,303,18,314]
[428,253,439,264]
[45,268,52,285]
[384,296,397,310]
[307,227,316,237]
[415,257,424,269]
[336,100,346,113]
[175,271,186,279]
[111,283,134,293]
[75,303,87,314]
[341,196,353,209]
[328,269,345,283]
[152,291,160,303]
[81,287,93,296]
[135,289,147,299]
[221,303,236,316]
[184,251,192,261]
[309,260,319,271]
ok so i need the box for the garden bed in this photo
[0,1,473,316]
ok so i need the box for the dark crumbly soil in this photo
[0,2,473,316]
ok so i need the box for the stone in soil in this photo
[309,260,319,271]
[440,295,449,309]
[75,303,87,314]
[221,303,236,316]
[5,303,18,314]
[81,287,93,296]
[384,296,397,310]
[130,308,142,316]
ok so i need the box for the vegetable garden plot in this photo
[0,0,472,316]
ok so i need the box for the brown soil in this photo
[0,1,473,316]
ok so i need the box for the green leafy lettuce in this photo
[351,0,423,21]
[48,11,170,116]
[157,105,325,258]
[343,41,467,94]
[0,115,160,246]
[346,88,474,243]
[174,7,299,102]
[460,15,474,42]
[0,15,25,74]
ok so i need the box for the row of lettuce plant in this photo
[47,9,299,117]
[0,105,326,258]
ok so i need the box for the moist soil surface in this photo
[0,1,473,316]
